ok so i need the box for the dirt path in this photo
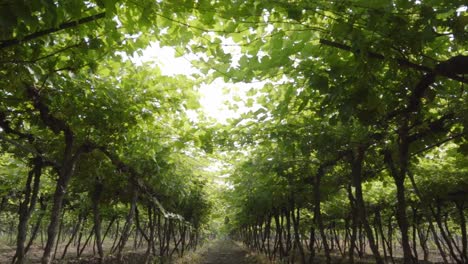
[199,240,260,264]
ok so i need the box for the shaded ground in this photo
[0,240,145,264]
[199,240,262,264]
[1,239,263,264]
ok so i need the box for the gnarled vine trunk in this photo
[350,147,383,264]
[14,157,42,264]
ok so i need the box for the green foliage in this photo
[0,1,467,262]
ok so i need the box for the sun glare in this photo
[135,41,263,124]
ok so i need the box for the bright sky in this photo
[131,42,265,123]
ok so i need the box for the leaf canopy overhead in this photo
[0,1,467,263]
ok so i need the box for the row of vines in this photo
[0,1,217,264]
[226,136,466,264]
[213,1,468,264]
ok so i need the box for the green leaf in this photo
[310,75,329,93]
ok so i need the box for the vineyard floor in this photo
[199,240,262,264]
[0,239,451,264]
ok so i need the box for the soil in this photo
[199,240,261,264]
